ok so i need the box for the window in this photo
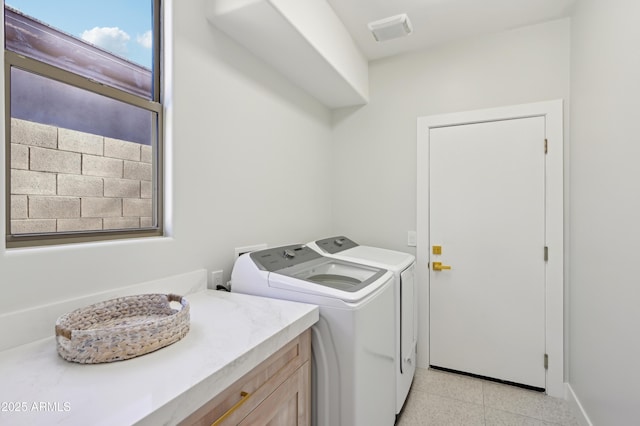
[4,0,163,247]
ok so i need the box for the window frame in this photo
[4,0,164,248]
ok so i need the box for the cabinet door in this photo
[239,362,310,426]
[179,330,311,426]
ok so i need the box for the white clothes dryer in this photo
[307,236,417,415]
[231,244,396,426]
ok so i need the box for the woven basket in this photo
[55,293,190,364]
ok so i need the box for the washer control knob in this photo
[283,249,296,259]
[334,238,344,246]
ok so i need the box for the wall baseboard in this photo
[566,383,593,426]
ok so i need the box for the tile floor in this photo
[397,368,581,426]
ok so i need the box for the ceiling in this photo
[326,0,577,61]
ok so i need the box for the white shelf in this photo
[206,0,369,108]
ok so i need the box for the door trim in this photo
[416,100,564,397]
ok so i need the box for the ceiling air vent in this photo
[368,13,413,42]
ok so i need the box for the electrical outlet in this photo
[211,270,224,290]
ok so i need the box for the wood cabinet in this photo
[180,329,311,426]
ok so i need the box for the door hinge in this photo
[544,246,548,262]
[544,353,549,370]
[544,138,548,154]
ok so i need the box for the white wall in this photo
[0,0,334,314]
[569,0,640,423]
[331,19,570,254]
[330,18,571,395]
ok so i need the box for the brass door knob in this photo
[432,262,452,271]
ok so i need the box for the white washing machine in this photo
[307,236,417,415]
[231,244,396,426]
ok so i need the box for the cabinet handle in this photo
[211,391,251,426]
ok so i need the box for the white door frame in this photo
[416,100,564,397]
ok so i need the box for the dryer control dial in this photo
[283,249,296,259]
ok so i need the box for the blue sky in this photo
[6,0,153,68]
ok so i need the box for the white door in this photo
[429,116,546,389]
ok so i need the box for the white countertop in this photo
[0,290,319,425]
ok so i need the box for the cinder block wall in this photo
[10,118,153,234]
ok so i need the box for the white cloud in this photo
[81,27,130,56]
[137,30,153,49]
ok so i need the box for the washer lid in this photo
[336,245,415,271]
[283,257,388,293]
[267,268,393,303]
[248,244,391,298]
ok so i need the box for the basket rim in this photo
[55,293,189,340]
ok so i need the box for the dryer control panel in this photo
[314,236,359,254]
